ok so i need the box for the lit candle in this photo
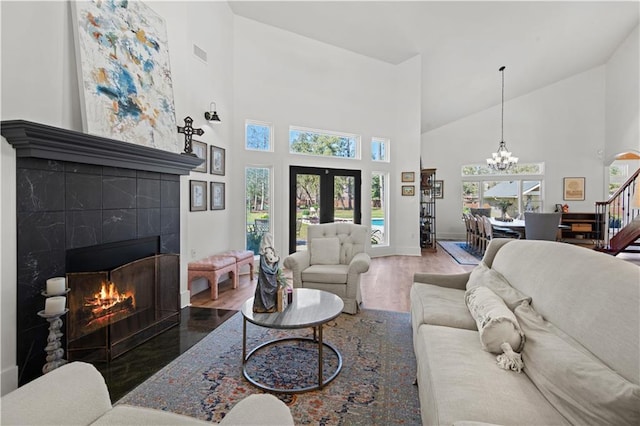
[46,277,66,295]
[44,296,66,315]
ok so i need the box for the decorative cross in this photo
[177,116,204,156]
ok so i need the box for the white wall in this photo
[0,0,235,393]
[605,24,640,163]
[423,67,606,240]
[232,17,422,259]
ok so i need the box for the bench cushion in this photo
[221,250,254,261]
[188,255,235,271]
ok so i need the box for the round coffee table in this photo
[241,288,344,393]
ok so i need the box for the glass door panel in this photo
[289,167,361,253]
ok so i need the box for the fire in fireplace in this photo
[86,281,136,326]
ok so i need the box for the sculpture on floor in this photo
[253,233,287,313]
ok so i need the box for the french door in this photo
[289,166,361,253]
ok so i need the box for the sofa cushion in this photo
[466,261,531,310]
[488,239,640,385]
[465,286,524,353]
[414,324,569,426]
[410,283,477,333]
[310,237,340,265]
[302,264,348,284]
[515,301,640,425]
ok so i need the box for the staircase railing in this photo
[596,167,640,250]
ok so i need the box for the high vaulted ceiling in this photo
[229,1,639,133]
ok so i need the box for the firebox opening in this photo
[66,237,179,362]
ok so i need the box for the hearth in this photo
[66,238,180,362]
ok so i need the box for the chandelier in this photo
[487,66,518,171]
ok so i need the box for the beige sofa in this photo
[1,362,293,425]
[411,238,640,425]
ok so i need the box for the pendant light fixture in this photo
[487,66,518,171]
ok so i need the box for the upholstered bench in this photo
[221,249,255,280]
[188,255,237,300]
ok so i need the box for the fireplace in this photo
[2,120,202,384]
[66,238,179,361]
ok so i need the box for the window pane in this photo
[295,174,320,251]
[371,172,388,245]
[246,121,271,151]
[245,167,271,255]
[484,181,518,219]
[522,181,542,213]
[372,138,389,162]
[462,182,480,214]
[289,127,357,159]
[462,163,543,176]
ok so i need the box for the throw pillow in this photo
[467,261,531,311]
[515,301,640,425]
[465,286,525,353]
[309,237,340,265]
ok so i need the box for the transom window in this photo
[371,137,389,162]
[289,126,359,159]
[245,120,273,152]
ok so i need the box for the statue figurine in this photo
[253,233,287,313]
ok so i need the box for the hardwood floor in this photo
[190,247,476,312]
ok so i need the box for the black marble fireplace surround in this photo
[1,120,202,385]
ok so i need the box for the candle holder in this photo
[37,308,69,374]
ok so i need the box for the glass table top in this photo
[241,288,344,329]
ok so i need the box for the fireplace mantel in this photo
[1,120,203,175]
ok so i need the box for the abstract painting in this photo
[72,0,177,152]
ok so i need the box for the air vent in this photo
[193,44,207,63]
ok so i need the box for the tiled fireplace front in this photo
[2,120,201,385]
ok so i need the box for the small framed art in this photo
[190,180,207,212]
[192,140,207,172]
[211,182,225,210]
[402,185,415,196]
[433,180,444,199]
[563,177,585,201]
[210,145,225,175]
[401,171,415,182]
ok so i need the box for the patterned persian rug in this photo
[118,309,421,425]
[438,241,481,265]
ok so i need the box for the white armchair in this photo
[283,222,371,314]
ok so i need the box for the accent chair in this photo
[283,222,371,314]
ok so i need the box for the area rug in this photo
[117,309,421,425]
[438,240,481,265]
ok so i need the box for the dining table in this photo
[489,218,526,238]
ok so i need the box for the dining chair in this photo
[474,214,488,254]
[524,212,562,241]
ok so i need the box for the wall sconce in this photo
[204,102,221,122]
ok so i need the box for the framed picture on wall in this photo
[563,177,585,201]
[211,182,225,210]
[192,140,207,172]
[401,185,415,196]
[401,171,415,182]
[210,146,225,175]
[433,180,444,198]
[189,180,207,212]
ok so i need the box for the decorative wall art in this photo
[210,146,226,175]
[402,185,415,196]
[211,182,226,210]
[401,172,415,182]
[192,140,207,172]
[190,180,207,212]
[433,180,444,198]
[72,0,178,152]
[563,177,585,201]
